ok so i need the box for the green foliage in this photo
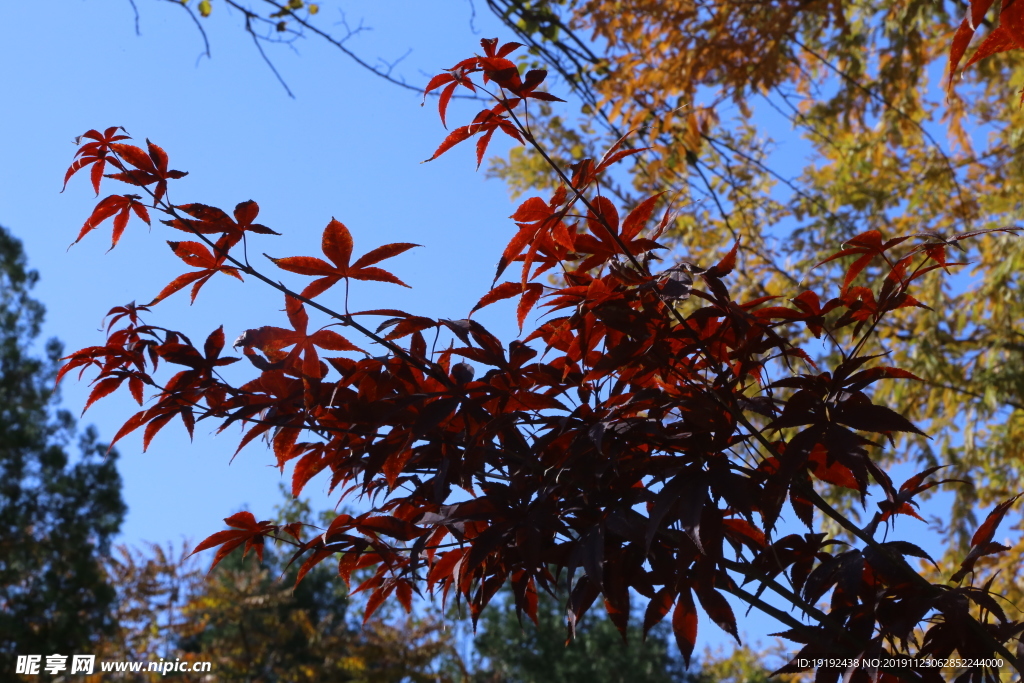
[470,584,692,683]
[0,224,126,675]
[177,498,466,682]
[93,490,466,682]
[695,645,777,683]
[175,540,356,681]
[96,541,203,673]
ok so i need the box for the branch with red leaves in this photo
[61,39,1024,681]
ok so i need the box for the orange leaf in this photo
[351,242,419,269]
[270,255,335,276]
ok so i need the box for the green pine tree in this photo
[0,225,126,674]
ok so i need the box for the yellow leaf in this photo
[198,0,212,17]
[309,3,319,13]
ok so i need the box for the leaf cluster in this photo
[481,0,1024,561]
[59,39,1024,681]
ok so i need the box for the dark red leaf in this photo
[644,588,675,638]
[970,494,1021,548]
[672,590,698,669]
[696,588,740,643]
[358,516,422,542]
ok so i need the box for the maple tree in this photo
[149,1,1024,563]
[472,2,1024,652]
[60,36,1024,681]
[482,0,1024,551]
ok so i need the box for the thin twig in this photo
[242,12,295,99]
[127,0,141,36]
[163,0,211,60]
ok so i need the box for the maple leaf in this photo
[362,309,439,341]
[951,494,1021,582]
[105,139,187,204]
[150,239,243,304]
[424,103,526,166]
[56,327,155,390]
[479,37,524,59]
[573,196,666,272]
[72,194,151,249]
[190,511,275,571]
[504,68,565,102]
[816,230,911,294]
[471,281,544,330]
[475,55,565,103]
[422,38,521,127]
[949,0,1024,101]
[81,372,137,415]
[593,132,649,176]
[157,326,239,378]
[787,291,841,338]
[166,201,280,250]
[230,199,278,235]
[424,69,477,129]
[103,301,151,331]
[63,126,130,194]
[267,218,418,298]
[493,186,588,288]
[672,590,699,669]
[235,295,363,378]
[876,466,965,524]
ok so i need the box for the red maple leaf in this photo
[158,326,239,378]
[573,195,666,272]
[166,201,280,249]
[63,126,131,194]
[150,239,243,304]
[190,511,275,571]
[236,295,363,378]
[106,139,187,204]
[267,218,418,298]
[73,194,151,249]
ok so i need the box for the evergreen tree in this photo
[471,585,696,683]
[0,225,126,673]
